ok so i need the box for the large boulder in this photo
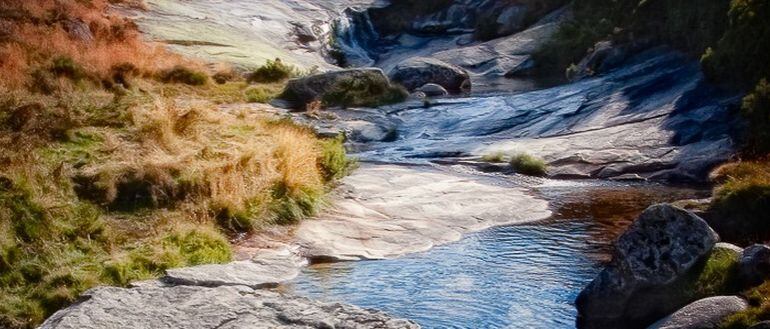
[576,204,720,329]
[647,296,749,329]
[279,68,393,109]
[738,244,770,287]
[388,57,471,94]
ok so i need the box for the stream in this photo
[285,176,709,328]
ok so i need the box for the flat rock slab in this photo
[295,163,551,261]
[165,248,305,289]
[40,284,419,329]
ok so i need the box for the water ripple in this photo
[286,184,708,328]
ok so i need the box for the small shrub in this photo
[50,57,86,81]
[740,79,770,155]
[321,74,408,108]
[509,153,548,176]
[481,152,506,163]
[212,71,237,84]
[247,58,295,83]
[157,65,208,85]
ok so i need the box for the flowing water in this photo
[285,179,709,328]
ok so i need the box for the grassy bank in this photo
[0,1,353,328]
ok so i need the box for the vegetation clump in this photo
[709,161,770,244]
[481,152,506,163]
[509,153,548,176]
[0,1,354,328]
[247,58,296,83]
[321,74,408,108]
[157,65,208,85]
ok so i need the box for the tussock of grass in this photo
[709,160,770,243]
[318,136,356,182]
[509,153,548,176]
[481,152,506,163]
[247,58,296,83]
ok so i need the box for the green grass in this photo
[509,153,548,176]
[481,152,506,163]
[693,246,741,297]
[247,58,296,83]
[318,136,356,182]
[244,85,282,103]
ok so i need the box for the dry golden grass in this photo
[0,0,189,90]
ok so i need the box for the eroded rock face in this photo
[738,244,770,287]
[40,283,419,329]
[388,57,471,93]
[576,204,720,329]
[647,296,749,329]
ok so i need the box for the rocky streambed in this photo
[40,1,754,328]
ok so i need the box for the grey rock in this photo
[357,49,739,182]
[738,244,770,287]
[63,19,94,43]
[164,248,304,289]
[388,57,471,93]
[714,242,744,255]
[40,284,419,329]
[576,204,720,329]
[749,321,770,329]
[280,68,391,109]
[569,40,629,81]
[295,163,551,261]
[647,296,749,329]
[417,83,449,97]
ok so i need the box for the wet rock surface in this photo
[647,296,749,329]
[294,163,551,261]
[388,57,471,93]
[576,204,720,329]
[301,49,739,182]
[40,283,419,329]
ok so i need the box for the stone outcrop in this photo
[388,57,471,93]
[647,296,749,329]
[738,244,770,287]
[40,283,419,329]
[576,204,720,329]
